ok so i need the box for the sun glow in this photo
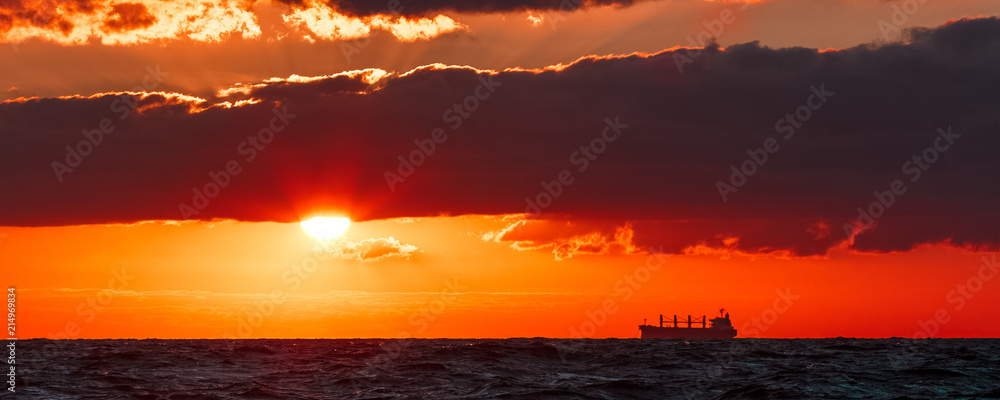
[301,217,351,240]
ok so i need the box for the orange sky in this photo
[4,217,998,339]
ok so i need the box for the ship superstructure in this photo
[639,308,737,339]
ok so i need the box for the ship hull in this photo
[639,326,737,339]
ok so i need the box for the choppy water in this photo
[12,338,1000,399]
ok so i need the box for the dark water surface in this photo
[13,338,1000,399]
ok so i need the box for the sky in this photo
[1,0,999,339]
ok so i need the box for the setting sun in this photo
[300,217,351,240]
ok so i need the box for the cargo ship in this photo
[639,308,737,339]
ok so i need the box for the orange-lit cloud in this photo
[316,236,420,262]
[6,219,999,339]
[0,0,465,45]
[216,69,390,98]
[0,0,262,44]
[1,0,771,45]
[486,219,640,260]
[102,3,156,31]
[282,0,465,42]
[2,18,999,256]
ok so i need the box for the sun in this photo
[300,217,351,240]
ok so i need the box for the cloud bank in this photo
[1,17,998,256]
[0,0,652,45]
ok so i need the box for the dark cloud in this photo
[280,0,646,17]
[103,3,156,32]
[0,0,645,44]
[1,17,999,255]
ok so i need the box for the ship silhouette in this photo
[639,308,737,339]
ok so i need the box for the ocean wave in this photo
[15,338,1000,399]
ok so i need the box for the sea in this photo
[11,338,1000,399]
